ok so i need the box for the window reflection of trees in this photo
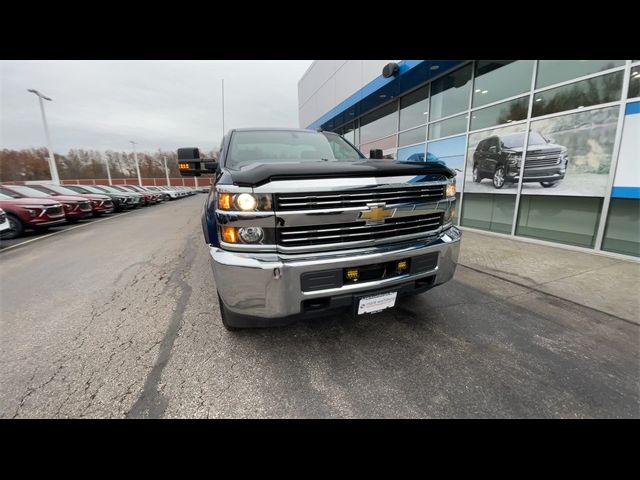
[533,72,623,117]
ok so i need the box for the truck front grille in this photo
[524,150,562,168]
[275,184,446,211]
[277,212,444,248]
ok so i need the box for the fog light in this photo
[397,260,408,271]
[238,227,264,243]
[346,269,359,281]
[221,226,238,243]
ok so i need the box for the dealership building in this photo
[298,60,640,258]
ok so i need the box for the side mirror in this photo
[177,147,218,176]
[369,149,384,159]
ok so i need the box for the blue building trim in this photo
[625,101,640,115]
[611,186,640,199]
[306,60,466,131]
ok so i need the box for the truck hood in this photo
[227,160,455,187]
[0,197,62,206]
[505,143,566,154]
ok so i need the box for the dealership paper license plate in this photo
[357,292,397,315]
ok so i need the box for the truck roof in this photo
[231,127,320,134]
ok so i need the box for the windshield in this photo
[75,185,103,194]
[46,185,85,196]
[1,185,51,198]
[501,132,548,149]
[227,130,364,168]
[93,185,119,193]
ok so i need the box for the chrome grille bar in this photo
[278,212,444,247]
[276,185,446,210]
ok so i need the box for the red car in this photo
[118,185,162,205]
[0,192,66,239]
[29,184,114,216]
[0,184,92,223]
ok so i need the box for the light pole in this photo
[222,78,225,136]
[130,141,142,186]
[163,155,170,186]
[27,89,60,185]
[105,155,112,185]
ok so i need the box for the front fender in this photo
[201,195,219,246]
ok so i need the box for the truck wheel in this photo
[493,167,505,189]
[472,165,481,182]
[540,181,558,188]
[217,292,241,331]
[0,214,24,240]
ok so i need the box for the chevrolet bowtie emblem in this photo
[359,203,396,225]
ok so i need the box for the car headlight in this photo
[217,192,272,211]
[507,153,521,165]
[236,193,257,211]
[221,226,265,244]
[446,182,456,198]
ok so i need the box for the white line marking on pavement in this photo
[0,210,138,254]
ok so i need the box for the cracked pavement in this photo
[1,195,638,418]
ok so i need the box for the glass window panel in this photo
[360,136,397,157]
[536,60,625,89]
[473,60,534,107]
[629,66,640,98]
[359,102,398,144]
[398,126,426,147]
[428,114,467,140]
[460,193,516,234]
[397,143,426,162]
[532,71,623,117]
[602,199,640,257]
[399,85,429,130]
[470,96,529,130]
[523,106,618,197]
[464,123,526,194]
[430,64,472,121]
[516,195,602,248]
[382,148,397,160]
[427,135,466,186]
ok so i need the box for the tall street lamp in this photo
[27,89,60,185]
[163,155,171,186]
[130,140,142,186]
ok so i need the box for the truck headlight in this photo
[217,191,272,211]
[446,182,456,198]
[236,193,257,211]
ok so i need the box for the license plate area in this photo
[356,291,397,315]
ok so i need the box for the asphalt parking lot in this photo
[0,195,638,418]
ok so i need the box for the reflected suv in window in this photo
[471,131,568,189]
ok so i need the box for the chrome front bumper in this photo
[210,226,461,319]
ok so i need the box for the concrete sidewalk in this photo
[458,229,640,325]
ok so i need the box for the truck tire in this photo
[0,214,24,240]
[472,165,482,182]
[493,167,505,189]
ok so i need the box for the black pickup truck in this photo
[178,128,461,329]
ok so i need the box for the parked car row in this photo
[0,183,200,240]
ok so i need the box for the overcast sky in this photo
[1,60,312,153]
